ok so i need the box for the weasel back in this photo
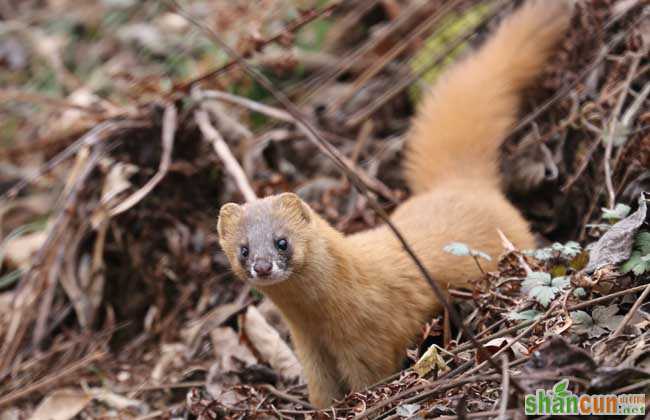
[403,0,572,194]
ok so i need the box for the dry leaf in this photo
[586,196,646,272]
[87,388,145,411]
[413,344,448,377]
[210,326,257,372]
[29,388,92,420]
[57,88,101,133]
[1,408,20,420]
[242,306,302,380]
[2,231,47,268]
[151,343,186,383]
[478,337,528,363]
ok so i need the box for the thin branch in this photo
[1,120,148,201]
[611,282,650,338]
[198,89,397,202]
[498,356,510,420]
[603,53,642,209]
[107,103,178,216]
[327,0,460,112]
[345,0,506,128]
[194,96,257,203]
[0,351,105,409]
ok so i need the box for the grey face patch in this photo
[235,198,295,285]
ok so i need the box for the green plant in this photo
[521,272,570,307]
[443,242,491,274]
[621,231,650,275]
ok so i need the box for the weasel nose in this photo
[253,260,272,277]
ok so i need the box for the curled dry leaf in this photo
[29,388,92,420]
[56,88,101,134]
[478,337,528,363]
[242,306,302,380]
[210,326,257,372]
[207,327,258,402]
[585,195,647,272]
[151,343,187,383]
[2,231,47,268]
[87,388,145,412]
[413,344,448,377]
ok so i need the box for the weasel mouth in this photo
[248,263,291,286]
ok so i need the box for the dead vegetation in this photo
[0,0,649,418]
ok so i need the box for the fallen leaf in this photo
[480,337,528,362]
[242,306,302,380]
[592,305,625,332]
[396,403,422,418]
[29,388,92,420]
[414,344,448,377]
[210,326,257,372]
[151,343,186,383]
[586,196,647,272]
[2,231,47,269]
[87,388,145,411]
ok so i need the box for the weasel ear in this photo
[218,202,243,239]
[276,193,311,224]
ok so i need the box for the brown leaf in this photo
[210,326,257,372]
[585,196,647,273]
[242,306,302,380]
[29,389,91,420]
[3,231,47,269]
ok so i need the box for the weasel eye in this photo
[240,246,249,258]
[275,238,288,251]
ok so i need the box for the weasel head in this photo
[217,193,313,286]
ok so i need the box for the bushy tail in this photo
[403,0,572,193]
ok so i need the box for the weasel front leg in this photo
[291,329,345,408]
[336,338,396,393]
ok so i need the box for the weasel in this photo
[217,0,572,408]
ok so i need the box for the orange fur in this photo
[404,0,572,192]
[217,0,572,408]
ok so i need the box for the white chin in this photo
[249,270,290,286]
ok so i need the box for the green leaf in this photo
[528,285,558,307]
[602,203,632,220]
[561,241,582,258]
[527,241,581,261]
[551,276,571,290]
[522,272,560,307]
[571,310,593,327]
[636,231,650,255]
[521,272,551,293]
[573,287,587,298]
[470,249,492,261]
[621,252,644,274]
[508,309,542,321]
[443,242,491,261]
[526,247,553,261]
[443,242,471,257]
[632,261,649,275]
